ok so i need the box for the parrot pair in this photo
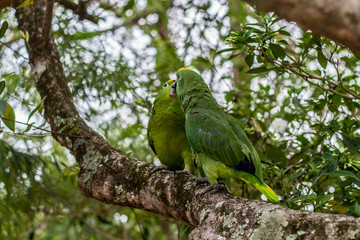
[147,69,279,203]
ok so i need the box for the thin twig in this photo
[300,174,323,206]
[0,40,29,60]
[131,208,146,240]
[56,0,99,24]
[0,116,91,139]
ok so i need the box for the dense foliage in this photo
[0,0,359,239]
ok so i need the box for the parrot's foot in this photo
[196,185,214,198]
[212,182,228,192]
[193,177,209,185]
[149,165,170,176]
[175,169,191,175]
[217,181,227,191]
[196,182,227,198]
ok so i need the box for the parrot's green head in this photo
[156,79,176,99]
[170,68,209,104]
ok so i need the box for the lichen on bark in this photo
[14,1,360,239]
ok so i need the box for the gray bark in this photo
[14,1,360,239]
[244,0,360,55]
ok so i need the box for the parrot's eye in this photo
[177,73,181,80]
[163,83,169,88]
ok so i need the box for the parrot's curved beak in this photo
[170,80,177,98]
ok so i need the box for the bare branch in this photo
[55,0,99,24]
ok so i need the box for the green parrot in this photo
[147,79,195,173]
[171,68,279,203]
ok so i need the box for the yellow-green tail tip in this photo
[255,182,280,203]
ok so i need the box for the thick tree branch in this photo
[15,1,360,239]
[244,0,360,55]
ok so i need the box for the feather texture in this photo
[176,69,278,202]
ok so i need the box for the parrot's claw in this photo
[216,182,227,191]
[196,182,227,198]
[149,165,170,176]
[193,177,209,185]
[175,169,191,175]
[196,185,214,198]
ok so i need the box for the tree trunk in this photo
[14,1,360,239]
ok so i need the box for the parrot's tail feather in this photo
[252,182,279,203]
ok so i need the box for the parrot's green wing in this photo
[175,68,278,202]
[185,111,263,182]
[227,117,263,182]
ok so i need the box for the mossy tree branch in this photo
[14,1,360,239]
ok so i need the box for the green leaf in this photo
[307,35,321,50]
[68,127,78,135]
[269,43,286,60]
[59,123,71,133]
[225,91,233,103]
[0,100,15,132]
[0,21,8,38]
[351,201,360,217]
[16,0,34,9]
[323,170,359,181]
[269,17,281,26]
[314,99,326,111]
[27,97,46,123]
[292,97,301,107]
[24,122,35,133]
[310,163,321,174]
[329,120,340,132]
[0,81,5,95]
[291,194,316,203]
[319,194,333,205]
[244,29,253,40]
[278,40,289,45]
[278,30,291,36]
[317,50,328,69]
[123,0,135,11]
[288,171,305,181]
[0,100,6,117]
[38,101,44,114]
[341,134,359,152]
[247,66,268,74]
[245,54,254,68]
[217,48,236,55]
[70,30,109,41]
[225,53,241,61]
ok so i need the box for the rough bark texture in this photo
[244,0,360,55]
[14,1,360,239]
